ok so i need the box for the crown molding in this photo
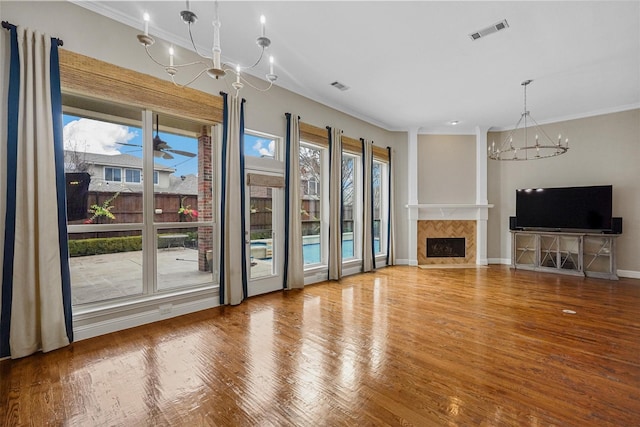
[488,103,640,132]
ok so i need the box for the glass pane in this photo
[157,226,214,291]
[245,132,277,159]
[64,114,143,225]
[250,185,274,279]
[373,162,382,255]
[153,129,205,224]
[125,169,141,183]
[342,156,355,259]
[69,230,143,305]
[300,145,322,265]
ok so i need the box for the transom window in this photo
[245,131,280,160]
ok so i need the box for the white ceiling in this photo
[74,1,640,134]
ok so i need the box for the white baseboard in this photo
[73,296,219,341]
[396,259,418,266]
[343,264,363,277]
[618,270,640,280]
[488,258,511,265]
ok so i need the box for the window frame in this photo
[64,106,217,312]
[299,141,327,268]
[341,152,361,262]
[372,159,389,257]
[244,129,282,161]
[104,166,122,183]
[124,168,142,183]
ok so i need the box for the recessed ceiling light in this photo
[448,120,460,126]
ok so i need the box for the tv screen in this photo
[516,185,612,231]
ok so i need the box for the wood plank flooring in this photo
[1,265,639,426]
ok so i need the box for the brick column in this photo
[198,126,213,271]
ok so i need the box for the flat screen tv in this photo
[516,185,612,231]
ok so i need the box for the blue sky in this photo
[63,114,198,177]
[63,115,277,177]
[244,133,276,158]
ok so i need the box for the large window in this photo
[300,143,324,265]
[342,153,360,260]
[64,104,215,307]
[372,160,389,256]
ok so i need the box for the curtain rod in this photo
[2,21,64,46]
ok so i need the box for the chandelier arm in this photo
[169,67,211,88]
[243,47,266,71]
[144,45,210,69]
[187,23,214,61]
[240,77,274,92]
[502,114,526,148]
[218,47,265,74]
[528,116,559,147]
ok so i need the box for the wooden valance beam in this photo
[58,49,223,125]
[299,122,389,161]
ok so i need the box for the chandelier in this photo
[488,80,569,161]
[136,0,277,94]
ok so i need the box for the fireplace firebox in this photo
[426,238,466,258]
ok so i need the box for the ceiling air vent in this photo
[330,81,350,91]
[469,19,509,41]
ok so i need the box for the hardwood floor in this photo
[1,266,639,426]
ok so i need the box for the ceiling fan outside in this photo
[117,115,197,160]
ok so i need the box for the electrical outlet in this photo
[159,303,172,315]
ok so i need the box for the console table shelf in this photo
[511,231,618,280]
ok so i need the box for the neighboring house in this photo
[64,150,197,195]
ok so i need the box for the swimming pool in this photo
[251,238,381,263]
[303,240,381,264]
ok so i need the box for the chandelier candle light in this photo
[488,80,569,161]
[137,0,278,94]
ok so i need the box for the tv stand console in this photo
[511,230,618,280]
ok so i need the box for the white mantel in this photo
[406,204,494,221]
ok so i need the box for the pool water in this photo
[303,240,381,264]
[250,240,381,264]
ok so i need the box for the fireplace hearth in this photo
[426,238,466,258]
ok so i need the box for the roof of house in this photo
[65,150,175,173]
[83,173,199,195]
[65,151,198,195]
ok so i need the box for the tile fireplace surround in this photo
[418,220,476,265]
[406,204,492,266]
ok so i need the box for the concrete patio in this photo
[70,248,273,305]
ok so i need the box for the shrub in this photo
[69,235,142,257]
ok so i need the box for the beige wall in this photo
[487,109,640,273]
[0,1,410,261]
[417,134,476,203]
